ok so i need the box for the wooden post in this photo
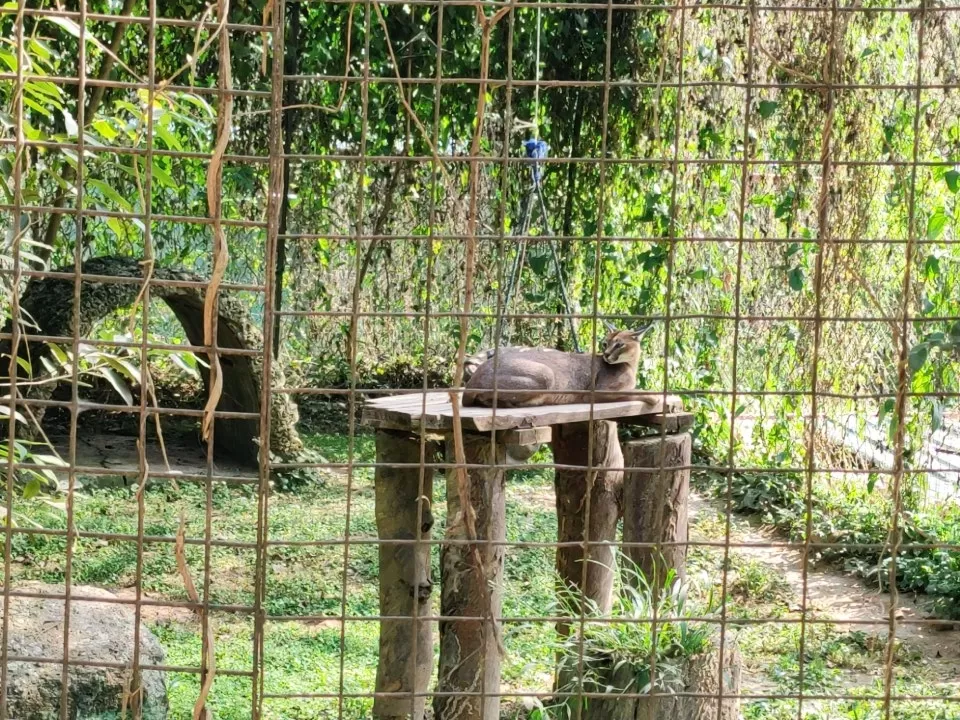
[570,431,743,720]
[572,641,743,720]
[374,430,438,720]
[621,432,692,586]
[552,420,624,620]
[435,432,507,720]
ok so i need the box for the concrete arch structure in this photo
[1,256,302,466]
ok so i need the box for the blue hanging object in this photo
[523,139,549,185]
[497,137,581,353]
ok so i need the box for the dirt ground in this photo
[689,493,960,694]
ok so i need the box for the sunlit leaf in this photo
[106,217,131,241]
[0,49,17,72]
[169,351,203,378]
[22,476,42,500]
[98,367,134,406]
[46,16,83,38]
[154,123,183,151]
[0,405,27,424]
[25,80,63,103]
[32,454,67,468]
[175,92,215,118]
[87,179,132,212]
[92,118,119,141]
[149,161,178,190]
[62,109,79,138]
[102,354,142,384]
[926,208,948,240]
[22,97,54,119]
[28,38,53,62]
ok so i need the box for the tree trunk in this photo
[622,433,691,586]
[552,420,623,622]
[373,430,437,720]
[0,256,303,465]
[435,433,506,720]
[574,639,743,720]
[273,0,300,357]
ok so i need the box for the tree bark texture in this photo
[0,256,303,464]
[622,433,692,586]
[552,420,624,620]
[373,430,438,720]
[434,433,507,720]
[575,638,743,720]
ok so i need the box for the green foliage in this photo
[729,557,792,605]
[551,562,716,718]
[3,9,960,719]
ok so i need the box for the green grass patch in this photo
[9,433,958,719]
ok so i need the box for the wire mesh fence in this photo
[1,0,959,718]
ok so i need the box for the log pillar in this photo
[570,431,741,720]
[622,432,692,587]
[435,432,508,720]
[373,430,438,720]
[552,420,624,620]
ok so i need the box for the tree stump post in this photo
[435,432,508,720]
[621,432,692,586]
[552,420,624,621]
[568,430,741,720]
[373,430,438,720]
[572,641,743,720]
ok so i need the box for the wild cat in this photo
[462,325,656,408]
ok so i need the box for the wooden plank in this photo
[362,391,685,433]
[361,395,453,430]
[621,411,695,433]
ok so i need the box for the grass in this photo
[11,431,959,719]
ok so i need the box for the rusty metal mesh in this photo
[1,0,959,719]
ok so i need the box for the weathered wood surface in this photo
[435,433,507,720]
[498,426,552,446]
[373,431,438,720]
[621,411,695,433]
[622,433,692,586]
[362,391,682,433]
[552,420,624,620]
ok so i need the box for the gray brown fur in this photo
[462,328,656,407]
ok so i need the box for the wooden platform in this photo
[361,390,686,433]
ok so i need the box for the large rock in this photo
[3,583,167,720]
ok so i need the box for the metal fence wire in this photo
[1,0,960,719]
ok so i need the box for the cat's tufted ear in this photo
[630,323,653,339]
[603,319,618,333]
